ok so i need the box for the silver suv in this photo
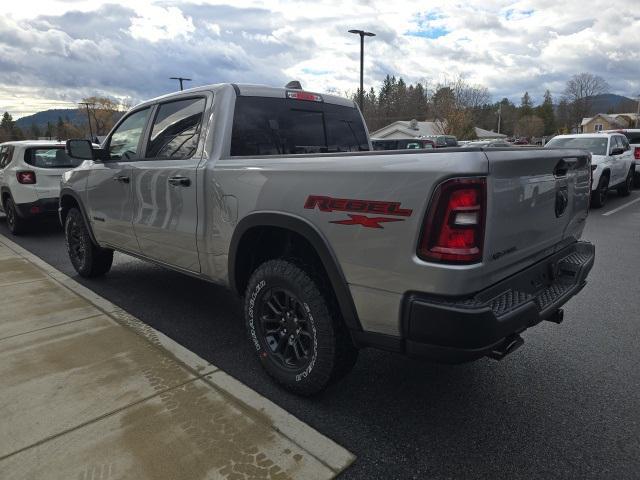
[61,83,595,395]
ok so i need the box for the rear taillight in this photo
[418,177,486,264]
[634,147,640,160]
[16,171,36,184]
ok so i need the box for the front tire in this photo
[4,197,27,235]
[617,168,634,197]
[244,259,358,396]
[591,174,609,208]
[64,208,113,277]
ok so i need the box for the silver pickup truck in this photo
[61,83,595,395]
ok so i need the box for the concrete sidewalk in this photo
[0,234,354,480]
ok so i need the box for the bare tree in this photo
[78,96,130,137]
[563,73,610,131]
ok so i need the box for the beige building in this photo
[580,113,640,133]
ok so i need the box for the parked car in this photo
[461,140,511,148]
[61,83,594,395]
[423,135,458,147]
[603,129,640,187]
[0,140,85,234]
[371,138,435,150]
[545,133,635,208]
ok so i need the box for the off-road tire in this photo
[591,174,609,208]
[244,259,358,396]
[65,208,113,277]
[634,171,640,189]
[617,168,634,197]
[4,197,27,235]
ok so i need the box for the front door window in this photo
[108,108,151,161]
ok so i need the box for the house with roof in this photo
[580,113,640,133]
[370,119,506,141]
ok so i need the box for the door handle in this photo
[168,176,191,187]
[113,175,130,184]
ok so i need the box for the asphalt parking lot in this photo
[2,191,639,480]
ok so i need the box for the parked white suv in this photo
[0,141,84,234]
[545,133,635,208]
[603,129,640,187]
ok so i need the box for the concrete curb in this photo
[0,233,355,476]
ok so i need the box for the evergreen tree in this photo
[536,90,556,135]
[520,92,533,117]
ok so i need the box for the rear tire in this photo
[65,208,113,277]
[4,197,27,235]
[634,171,640,189]
[617,168,633,197]
[244,259,358,396]
[591,174,609,208]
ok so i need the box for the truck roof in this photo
[136,83,356,110]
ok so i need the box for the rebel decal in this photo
[304,195,412,216]
[305,195,412,228]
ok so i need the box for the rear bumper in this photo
[402,241,594,363]
[15,198,59,218]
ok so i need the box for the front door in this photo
[131,96,207,272]
[87,107,151,252]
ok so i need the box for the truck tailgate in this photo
[484,148,591,270]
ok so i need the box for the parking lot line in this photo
[602,196,640,216]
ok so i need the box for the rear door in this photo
[484,148,591,269]
[130,96,208,272]
[87,107,151,252]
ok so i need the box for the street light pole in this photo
[635,94,639,128]
[348,29,375,111]
[170,77,192,91]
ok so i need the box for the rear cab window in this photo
[24,147,83,169]
[230,96,369,156]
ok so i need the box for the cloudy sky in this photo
[1,0,639,118]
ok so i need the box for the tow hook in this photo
[546,308,564,324]
[487,334,524,361]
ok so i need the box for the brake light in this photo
[286,90,323,102]
[634,147,640,160]
[418,177,486,264]
[16,171,36,184]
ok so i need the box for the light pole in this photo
[170,77,192,91]
[635,94,639,128]
[348,29,375,111]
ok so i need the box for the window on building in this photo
[594,123,603,132]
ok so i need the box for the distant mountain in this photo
[587,94,637,115]
[15,109,85,130]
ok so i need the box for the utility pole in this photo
[170,77,192,91]
[636,94,639,128]
[348,30,375,111]
[497,104,502,134]
[78,102,94,141]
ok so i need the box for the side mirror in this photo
[66,139,94,160]
[610,147,624,156]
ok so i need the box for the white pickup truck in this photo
[60,83,595,395]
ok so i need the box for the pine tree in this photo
[520,92,533,117]
[537,90,556,135]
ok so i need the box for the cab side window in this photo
[108,108,151,161]
[620,136,630,151]
[146,98,206,160]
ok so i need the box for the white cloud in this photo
[0,0,639,118]
[128,5,195,42]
